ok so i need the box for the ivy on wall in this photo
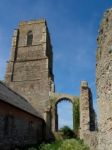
[73,99,80,135]
[50,97,80,135]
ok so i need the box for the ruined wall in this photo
[96,8,112,150]
[0,100,45,150]
[80,81,97,150]
[50,92,78,132]
[80,81,95,138]
[3,19,98,147]
[5,20,54,115]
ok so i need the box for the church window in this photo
[27,31,33,46]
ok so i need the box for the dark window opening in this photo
[27,31,33,46]
[4,116,9,135]
[4,115,14,136]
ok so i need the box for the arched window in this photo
[27,31,33,46]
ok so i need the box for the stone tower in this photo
[5,19,54,115]
[96,9,112,149]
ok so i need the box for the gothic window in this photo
[27,31,33,46]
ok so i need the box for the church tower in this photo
[5,19,54,115]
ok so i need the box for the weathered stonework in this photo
[50,92,79,132]
[4,8,112,149]
[5,19,54,115]
[80,81,95,138]
[0,81,45,150]
[96,8,112,150]
[1,19,96,149]
[80,81,97,150]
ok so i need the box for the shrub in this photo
[60,126,75,139]
[39,139,90,150]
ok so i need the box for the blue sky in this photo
[0,0,112,128]
[57,101,73,129]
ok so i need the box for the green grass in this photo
[28,139,89,150]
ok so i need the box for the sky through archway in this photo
[57,100,73,129]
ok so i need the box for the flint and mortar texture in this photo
[96,8,112,150]
[0,81,45,150]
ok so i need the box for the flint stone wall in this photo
[96,8,112,150]
[0,81,45,150]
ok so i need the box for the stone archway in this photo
[55,98,73,131]
[50,93,79,133]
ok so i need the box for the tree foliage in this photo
[60,126,75,139]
